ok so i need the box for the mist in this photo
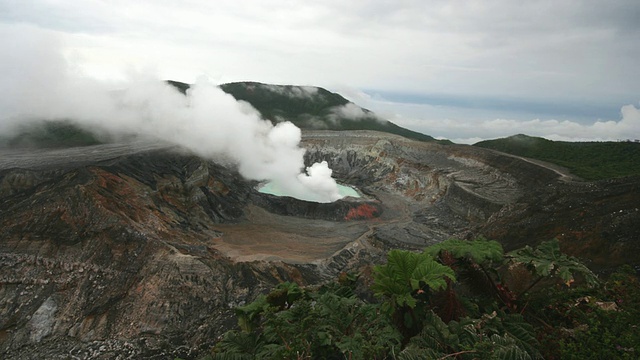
[0,25,343,203]
[349,91,640,144]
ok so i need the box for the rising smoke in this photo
[0,25,343,203]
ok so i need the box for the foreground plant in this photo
[209,239,637,360]
[507,238,599,296]
[212,282,401,360]
[371,249,455,341]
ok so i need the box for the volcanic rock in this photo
[0,130,638,359]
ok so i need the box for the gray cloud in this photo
[0,0,117,34]
[1,1,639,143]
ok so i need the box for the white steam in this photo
[0,25,343,203]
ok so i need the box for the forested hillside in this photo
[475,134,640,180]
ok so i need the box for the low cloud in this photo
[331,103,368,119]
[0,24,344,203]
[376,101,640,144]
[328,103,384,124]
[261,83,319,98]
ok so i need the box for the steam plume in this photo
[0,25,343,203]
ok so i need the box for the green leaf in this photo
[508,239,599,287]
[372,250,456,309]
[425,238,505,266]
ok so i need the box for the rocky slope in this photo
[1,131,638,359]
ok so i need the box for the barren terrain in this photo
[1,130,638,359]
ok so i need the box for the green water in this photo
[258,182,360,198]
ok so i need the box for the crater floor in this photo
[210,205,369,263]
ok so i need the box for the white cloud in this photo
[260,84,319,98]
[384,102,640,144]
[329,103,370,121]
[332,86,373,106]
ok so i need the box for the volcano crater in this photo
[2,130,640,359]
[251,184,382,222]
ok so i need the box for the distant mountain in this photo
[474,134,640,180]
[0,81,445,149]
[169,80,447,143]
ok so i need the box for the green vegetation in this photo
[207,238,640,359]
[219,82,351,122]
[371,250,455,340]
[533,264,640,360]
[474,134,640,180]
[214,282,401,359]
[169,80,448,144]
[0,120,105,149]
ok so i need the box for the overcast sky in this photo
[1,0,639,143]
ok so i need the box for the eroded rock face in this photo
[1,131,639,358]
[0,149,322,358]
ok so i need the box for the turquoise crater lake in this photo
[258,182,361,199]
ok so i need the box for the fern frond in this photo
[488,334,533,360]
[396,346,444,360]
[212,331,267,359]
